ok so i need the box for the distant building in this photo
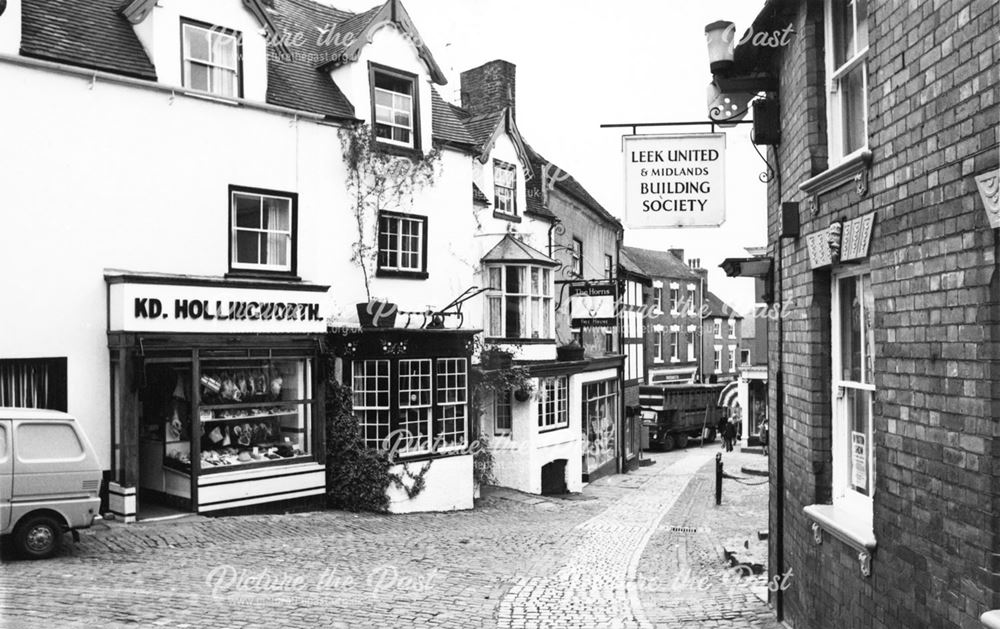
[620,247,704,385]
[700,291,743,383]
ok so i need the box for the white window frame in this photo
[181,21,240,98]
[824,0,870,164]
[494,389,512,436]
[493,160,518,215]
[653,287,663,313]
[373,70,416,148]
[831,266,875,519]
[537,376,569,431]
[740,348,750,366]
[485,264,553,340]
[378,212,425,273]
[571,238,584,276]
[230,190,294,273]
[669,287,680,314]
[728,346,737,373]
[728,319,737,339]
[669,327,680,363]
[653,330,663,362]
[352,359,391,450]
[434,358,468,452]
[713,319,722,338]
[397,359,433,455]
[687,325,697,361]
[713,346,722,374]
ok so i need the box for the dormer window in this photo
[493,160,518,216]
[182,20,242,98]
[370,64,418,149]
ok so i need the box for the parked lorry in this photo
[1,408,103,559]
[638,383,727,451]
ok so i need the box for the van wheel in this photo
[661,435,676,452]
[15,515,63,559]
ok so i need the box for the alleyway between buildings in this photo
[0,447,779,629]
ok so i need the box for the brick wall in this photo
[765,0,999,627]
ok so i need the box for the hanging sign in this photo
[569,283,617,327]
[851,431,867,491]
[623,133,727,229]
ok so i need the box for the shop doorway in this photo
[137,361,195,520]
[541,459,568,495]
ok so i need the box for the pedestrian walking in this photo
[723,418,736,452]
[718,415,729,450]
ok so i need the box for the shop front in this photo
[104,272,330,521]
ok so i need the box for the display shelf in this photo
[198,454,312,474]
[202,410,298,422]
[198,399,309,410]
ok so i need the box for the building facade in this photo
[701,291,744,383]
[713,0,1000,626]
[622,246,705,385]
[0,0,488,518]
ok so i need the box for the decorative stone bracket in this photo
[803,504,876,579]
[858,550,872,578]
[975,170,1000,229]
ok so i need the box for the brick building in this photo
[713,0,999,627]
[701,290,743,383]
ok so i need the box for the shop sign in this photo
[851,431,867,491]
[109,282,329,334]
[623,133,727,229]
[570,283,616,327]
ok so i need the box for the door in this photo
[0,420,11,532]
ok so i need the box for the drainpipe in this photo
[774,153,786,622]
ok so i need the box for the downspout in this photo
[773,150,786,622]
[616,227,627,472]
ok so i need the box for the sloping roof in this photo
[472,183,490,206]
[523,143,621,230]
[704,290,743,319]
[619,249,650,281]
[314,0,447,85]
[621,246,702,281]
[482,235,558,267]
[19,0,477,142]
[431,88,476,148]
[267,0,357,120]
[20,0,158,80]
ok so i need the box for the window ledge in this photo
[492,211,522,223]
[799,149,872,196]
[376,269,429,280]
[804,503,876,577]
[981,610,1000,629]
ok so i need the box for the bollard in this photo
[715,452,723,505]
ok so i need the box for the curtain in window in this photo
[211,32,236,97]
[0,361,49,408]
[264,197,288,267]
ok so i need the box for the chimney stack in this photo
[460,60,516,118]
[668,249,685,263]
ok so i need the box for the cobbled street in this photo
[0,446,780,629]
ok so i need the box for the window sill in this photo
[981,610,1000,629]
[492,211,522,223]
[539,423,569,434]
[373,142,424,161]
[376,269,429,280]
[226,271,301,282]
[799,149,872,196]
[804,503,876,577]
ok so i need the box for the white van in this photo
[0,408,103,559]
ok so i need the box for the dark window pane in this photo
[234,194,260,228]
[235,231,257,264]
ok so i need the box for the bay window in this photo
[832,269,875,516]
[486,265,553,340]
[825,0,869,161]
[351,357,468,456]
[538,376,568,431]
[230,187,296,274]
[182,20,241,98]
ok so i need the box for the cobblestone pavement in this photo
[637,446,783,629]
[0,446,778,629]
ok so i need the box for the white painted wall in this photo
[0,0,22,56]
[387,454,473,513]
[133,0,270,100]
[0,54,474,473]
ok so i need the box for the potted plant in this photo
[341,124,440,327]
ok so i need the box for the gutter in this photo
[0,53,352,124]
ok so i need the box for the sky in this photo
[331,0,770,313]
